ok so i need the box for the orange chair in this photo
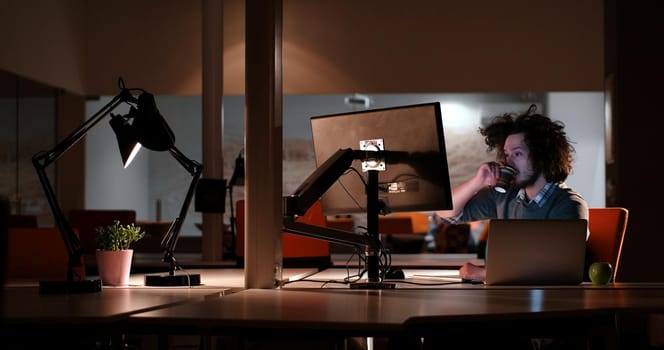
[235,199,331,268]
[325,216,355,232]
[391,211,431,234]
[324,216,357,254]
[6,227,85,281]
[586,207,629,282]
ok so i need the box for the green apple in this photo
[589,262,613,285]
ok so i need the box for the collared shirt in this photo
[515,182,555,207]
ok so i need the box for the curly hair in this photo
[479,104,575,183]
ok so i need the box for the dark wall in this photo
[607,0,664,282]
[1,196,8,314]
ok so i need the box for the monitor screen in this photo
[310,102,453,216]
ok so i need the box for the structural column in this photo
[245,0,283,288]
[201,0,224,261]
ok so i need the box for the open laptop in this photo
[483,219,588,285]
[412,219,588,285]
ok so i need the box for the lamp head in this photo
[110,112,142,168]
[132,92,175,152]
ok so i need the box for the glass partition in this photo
[83,91,605,256]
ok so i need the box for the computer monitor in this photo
[310,102,453,216]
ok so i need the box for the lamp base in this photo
[39,279,103,294]
[144,273,201,287]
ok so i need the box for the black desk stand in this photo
[282,148,394,290]
[350,169,395,289]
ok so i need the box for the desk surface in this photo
[284,268,664,289]
[5,267,318,290]
[128,285,664,338]
[2,286,226,325]
[127,267,318,289]
[283,267,466,288]
[2,268,318,325]
[6,268,664,344]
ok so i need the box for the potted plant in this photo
[94,220,145,286]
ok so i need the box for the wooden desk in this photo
[124,267,318,290]
[282,267,472,289]
[127,271,664,349]
[5,268,318,290]
[2,285,228,348]
[284,268,664,290]
[129,285,664,327]
[2,268,318,348]
[2,286,226,324]
[8,268,663,349]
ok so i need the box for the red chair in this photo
[235,199,331,268]
[6,227,85,281]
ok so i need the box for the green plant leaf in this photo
[95,220,145,250]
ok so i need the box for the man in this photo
[436,104,588,282]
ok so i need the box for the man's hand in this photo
[459,262,486,282]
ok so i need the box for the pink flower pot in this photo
[95,249,134,286]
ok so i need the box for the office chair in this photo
[586,207,629,282]
[235,199,331,268]
[6,227,85,281]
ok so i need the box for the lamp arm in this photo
[31,90,135,277]
[35,95,125,168]
[159,146,203,274]
[32,156,79,264]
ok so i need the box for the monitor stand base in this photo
[350,282,396,289]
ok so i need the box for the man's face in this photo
[503,133,537,188]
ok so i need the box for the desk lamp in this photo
[32,77,202,293]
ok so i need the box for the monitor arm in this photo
[282,218,375,249]
[282,148,386,285]
[283,149,375,250]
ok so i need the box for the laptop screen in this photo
[484,219,588,285]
